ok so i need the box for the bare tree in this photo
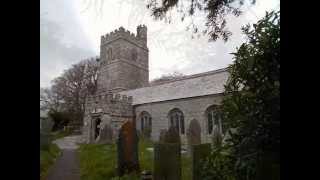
[40,87,64,112]
[49,57,99,125]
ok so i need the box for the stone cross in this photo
[117,120,140,176]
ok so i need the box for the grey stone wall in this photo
[133,94,224,144]
[98,26,149,92]
[82,92,134,143]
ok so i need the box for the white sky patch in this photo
[40,0,279,88]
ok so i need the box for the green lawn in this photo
[78,138,192,180]
[40,143,61,180]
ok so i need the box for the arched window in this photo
[140,111,152,131]
[168,108,185,134]
[206,105,222,135]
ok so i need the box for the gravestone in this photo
[191,143,211,180]
[117,120,140,176]
[164,126,181,143]
[158,129,167,143]
[154,126,181,180]
[41,117,54,134]
[153,143,181,180]
[187,119,201,155]
[40,117,53,150]
[97,124,113,144]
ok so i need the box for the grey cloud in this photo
[40,0,96,88]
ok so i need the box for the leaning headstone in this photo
[191,143,211,180]
[97,124,113,144]
[117,120,140,176]
[153,143,181,180]
[187,119,201,155]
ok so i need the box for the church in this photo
[82,25,229,144]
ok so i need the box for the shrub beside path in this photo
[46,135,84,180]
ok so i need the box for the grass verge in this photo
[40,143,61,180]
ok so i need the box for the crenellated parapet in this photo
[86,92,133,105]
[101,25,147,48]
[85,91,133,117]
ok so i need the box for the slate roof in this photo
[119,68,230,105]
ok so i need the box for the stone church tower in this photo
[97,25,149,93]
[83,25,148,144]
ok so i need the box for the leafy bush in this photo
[199,11,280,180]
[48,110,72,131]
[220,11,280,180]
[200,146,235,180]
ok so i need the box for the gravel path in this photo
[46,135,83,180]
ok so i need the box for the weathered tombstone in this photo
[40,117,53,150]
[187,119,201,155]
[153,127,181,180]
[158,129,167,143]
[117,120,140,176]
[164,126,181,143]
[191,143,211,180]
[96,124,113,144]
[154,143,181,180]
[41,117,54,134]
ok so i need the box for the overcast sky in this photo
[40,0,279,88]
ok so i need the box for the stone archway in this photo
[94,118,102,140]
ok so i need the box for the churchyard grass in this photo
[182,154,192,180]
[78,143,117,180]
[40,143,61,180]
[78,138,192,179]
